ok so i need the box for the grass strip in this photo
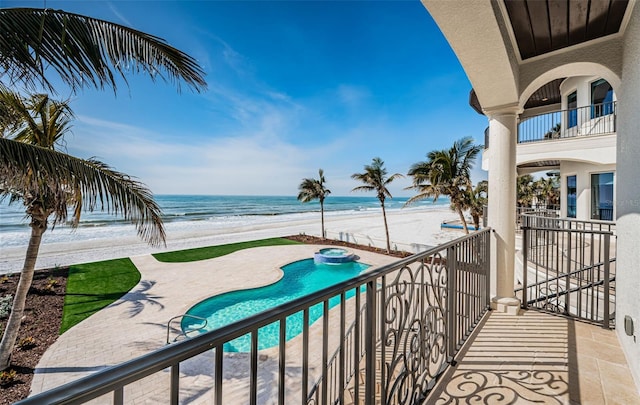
[60,258,140,334]
[59,238,302,333]
[152,237,301,263]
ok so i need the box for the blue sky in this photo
[8,0,488,196]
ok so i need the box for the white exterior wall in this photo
[517,134,616,168]
[424,0,639,391]
[518,39,623,102]
[559,162,616,220]
[617,2,640,388]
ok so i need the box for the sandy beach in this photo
[1,207,463,274]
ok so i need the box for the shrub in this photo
[0,294,13,319]
[0,369,17,386]
[43,277,59,292]
[17,336,36,350]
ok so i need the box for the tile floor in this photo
[427,310,639,404]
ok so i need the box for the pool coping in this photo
[29,244,399,403]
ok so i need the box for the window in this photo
[567,91,577,128]
[567,175,577,218]
[591,172,614,221]
[591,79,614,118]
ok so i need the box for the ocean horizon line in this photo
[0,195,452,249]
[152,193,426,199]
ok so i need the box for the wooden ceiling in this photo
[469,0,631,115]
[469,78,564,114]
[504,0,630,60]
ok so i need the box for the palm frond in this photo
[0,7,207,93]
[297,169,330,204]
[0,138,165,246]
[351,185,375,193]
[352,157,400,202]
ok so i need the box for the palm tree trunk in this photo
[381,201,391,253]
[472,214,480,231]
[456,207,470,235]
[320,200,325,239]
[0,217,46,370]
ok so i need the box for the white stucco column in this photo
[487,107,520,314]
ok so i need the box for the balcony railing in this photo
[518,215,616,329]
[18,229,491,405]
[518,101,616,144]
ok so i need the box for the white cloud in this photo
[336,84,371,107]
[67,114,346,195]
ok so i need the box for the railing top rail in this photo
[18,228,491,405]
[514,257,617,292]
[521,226,614,235]
[519,100,616,122]
[521,212,616,226]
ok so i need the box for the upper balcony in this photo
[482,102,617,173]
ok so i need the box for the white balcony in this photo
[482,102,617,173]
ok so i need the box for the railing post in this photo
[603,232,611,329]
[447,245,457,364]
[522,227,528,308]
[170,364,179,405]
[565,225,572,315]
[486,230,491,307]
[365,279,377,404]
[114,388,123,405]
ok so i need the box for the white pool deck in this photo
[28,243,640,404]
[29,244,399,404]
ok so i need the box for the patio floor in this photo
[27,244,638,404]
[427,310,639,404]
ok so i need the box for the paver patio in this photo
[27,244,639,404]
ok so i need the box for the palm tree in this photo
[0,5,205,371]
[406,137,482,234]
[0,91,165,370]
[466,180,488,231]
[0,7,207,93]
[297,169,331,239]
[517,175,536,208]
[535,176,560,208]
[351,158,403,253]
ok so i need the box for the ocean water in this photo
[0,195,450,248]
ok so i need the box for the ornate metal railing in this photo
[482,206,559,233]
[516,206,559,230]
[306,305,367,404]
[518,215,616,328]
[18,229,491,405]
[518,101,616,144]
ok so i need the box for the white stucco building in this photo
[481,75,617,221]
[423,0,640,390]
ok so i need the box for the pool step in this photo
[165,314,208,344]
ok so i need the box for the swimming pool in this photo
[313,247,356,264]
[181,258,370,352]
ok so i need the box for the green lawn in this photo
[152,237,301,262]
[60,258,140,334]
[59,237,302,333]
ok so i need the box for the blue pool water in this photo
[319,248,349,257]
[181,259,370,352]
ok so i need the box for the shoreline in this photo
[0,206,462,274]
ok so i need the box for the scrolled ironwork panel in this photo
[381,254,449,404]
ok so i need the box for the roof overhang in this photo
[443,0,636,114]
[503,0,631,61]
